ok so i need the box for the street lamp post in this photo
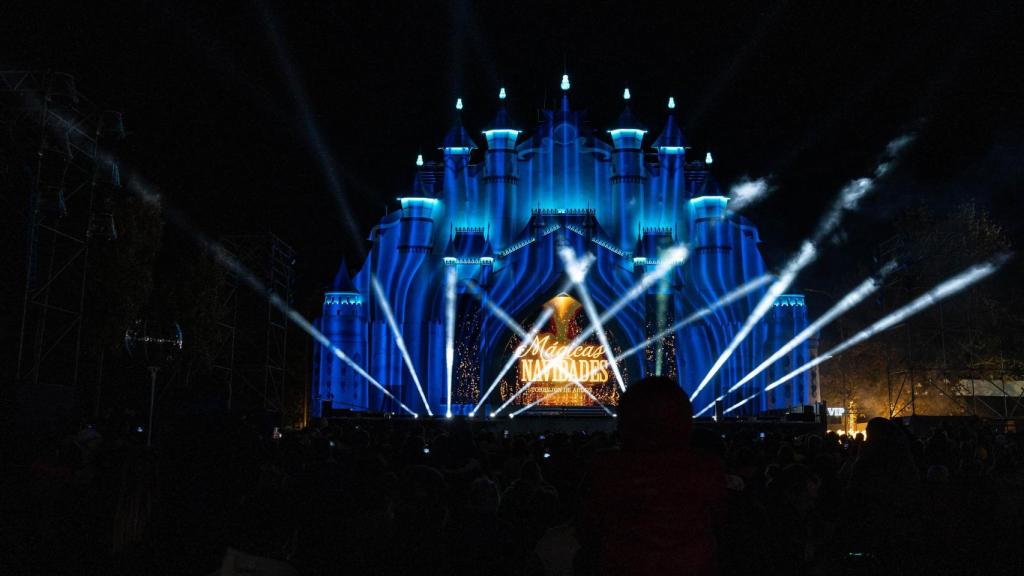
[125,319,183,447]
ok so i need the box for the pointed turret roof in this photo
[609,105,646,131]
[485,104,517,131]
[441,117,477,149]
[330,259,358,293]
[441,98,478,150]
[653,112,688,148]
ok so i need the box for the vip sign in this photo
[512,293,616,407]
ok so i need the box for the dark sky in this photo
[6,0,1022,311]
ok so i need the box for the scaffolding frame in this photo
[2,71,120,411]
[215,234,295,413]
[874,235,1023,421]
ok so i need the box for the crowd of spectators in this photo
[3,377,1023,575]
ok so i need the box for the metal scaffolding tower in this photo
[1,71,123,413]
[214,234,296,413]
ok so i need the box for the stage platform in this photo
[322,411,827,437]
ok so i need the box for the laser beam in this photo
[724,254,1010,414]
[371,275,433,415]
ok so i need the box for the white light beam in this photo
[693,261,898,417]
[690,134,915,402]
[472,307,554,415]
[371,275,433,415]
[511,243,689,404]
[558,246,626,391]
[615,274,774,361]
[444,266,457,417]
[724,254,1010,414]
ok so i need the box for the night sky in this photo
[6,0,1022,314]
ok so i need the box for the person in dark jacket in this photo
[578,376,726,576]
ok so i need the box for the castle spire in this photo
[440,97,477,153]
[653,96,688,153]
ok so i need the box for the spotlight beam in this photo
[112,171,418,416]
[464,280,592,416]
[511,383,574,417]
[509,243,690,408]
[604,245,689,323]
[371,275,433,415]
[256,0,364,257]
[567,380,617,417]
[690,241,816,400]
[615,274,774,361]
[690,134,915,402]
[723,254,1010,414]
[558,246,626,391]
[693,261,898,418]
[444,266,457,417]
[727,263,894,395]
[472,307,554,415]
[504,274,776,411]
[31,105,419,418]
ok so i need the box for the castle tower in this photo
[763,295,811,411]
[398,196,439,254]
[652,97,688,233]
[317,261,367,414]
[441,98,477,229]
[608,88,647,249]
[483,87,520,249]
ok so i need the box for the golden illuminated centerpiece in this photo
[511,294,617,407]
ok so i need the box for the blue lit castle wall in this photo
[312,79,813,417]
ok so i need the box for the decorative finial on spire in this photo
[623,87,631,101]
[499,87,506,100]
[455,98,463,111]
[705,151,714,165]
[416,154,424,167]
[668,96,676,109]
[561,74,570,91]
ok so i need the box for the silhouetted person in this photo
[840,417,919,571]
[577,376,725,576]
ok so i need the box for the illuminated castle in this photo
[312,78,816,417]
